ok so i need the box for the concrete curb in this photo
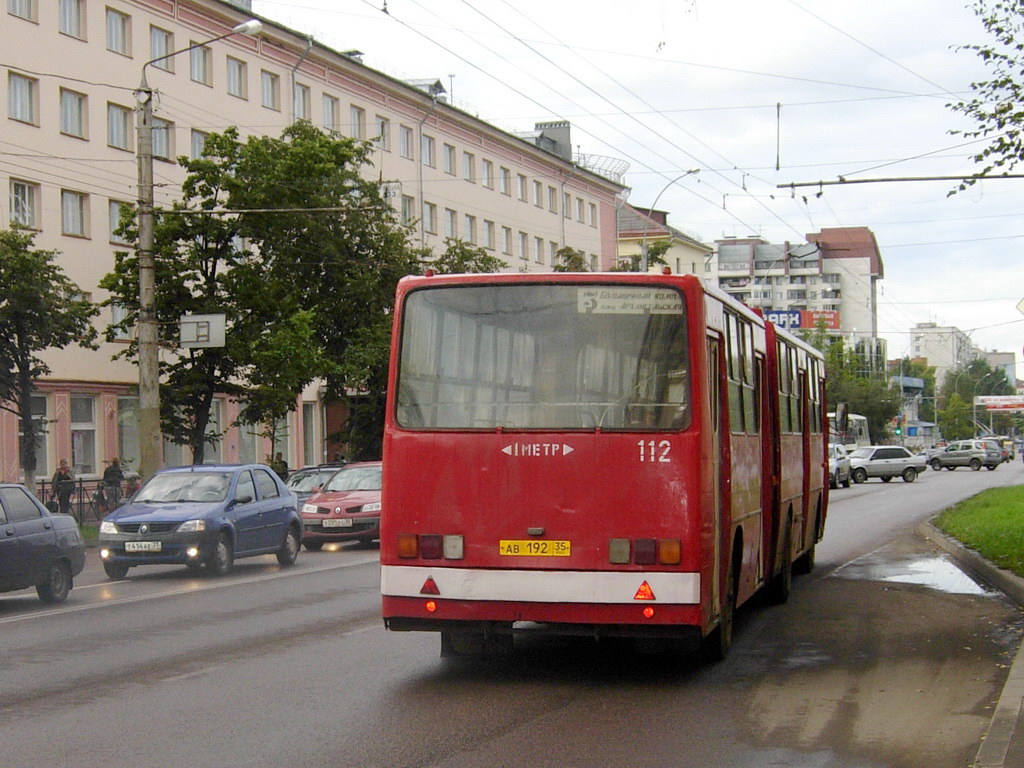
[918,521,1024,768]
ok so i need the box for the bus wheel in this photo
[795,513,819,575]
[704,553,737,662]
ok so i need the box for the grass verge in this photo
[934,485,1024,578]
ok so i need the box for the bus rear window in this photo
[396,284,690,431]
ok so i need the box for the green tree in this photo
[102,122,418,463]
[430,238,507,274]
[949,0,1024,191]
[552,246,589,272]
[939,360,1015,436]
[938,392,973,440]
[0,228,98,487]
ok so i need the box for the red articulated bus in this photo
[380,272,827,659]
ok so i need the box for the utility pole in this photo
[133,19,263,479]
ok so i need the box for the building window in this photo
[518,231,528,260]
[399,125,413,159]
[61,190,87,237]
[576,197,585,222]
[190,42,211,85]
[442,143,455,174]
[481,159,492,188]
[226,56,247,98]
[463,214,476,244]
[444,208,457,238]
[499,167,511,195]
[109,200,131,244]
[59,0,84,38]
[106,8,130,56]
[549,241,558,263]
[261,71,280,110]
[517,174,527,201]
[421,134,435,167]
[501,226,512,255]
[323,95,339,132]
[150,26,173,71]
[533,180,543,207]
[111,302,133,341]
[8,72,37,124]
[71,395,96,475]
[293,83,310,120]
[190,129,209,159]
[562,191,572,218]
[7,0,34,21]
[350,105,365,139]
[464,152,476,182]
[534,236,544,264]
[422,202,437,233]
[107,103,131,150]
[589,202,597,226]
[401,194,415,224]
[374,115,390,150]
[483,220,495,250]
[10,179,39,228]
[60,88,86,138]
[548,186,558,212]
[152,117,173,161]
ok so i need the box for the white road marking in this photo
[0,556,379,626]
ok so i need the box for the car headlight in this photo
[302,503,319,515]
[100,521,118,534]
[177,519,206,532]
[361,502,381,513]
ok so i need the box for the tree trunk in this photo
[18,363,37,490]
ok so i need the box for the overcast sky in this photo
[253,0,1024,376]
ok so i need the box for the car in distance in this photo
[284,463,345,505]
[301,461,381,549]
[97,464,302,579]
[928,440,1001,472]
[848,445,926,483]
[0,482,86,603]
[828,442,852,489]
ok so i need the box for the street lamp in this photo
[638,169,700,272]
[134,19,262,479]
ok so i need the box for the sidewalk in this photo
[919,521,1024,768]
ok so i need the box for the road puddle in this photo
[834,554,996,596]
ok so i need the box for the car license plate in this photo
[125,541,161,552]
[499,539,570,556]
[322,518,353,528]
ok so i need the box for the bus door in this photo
[707,334,724,616]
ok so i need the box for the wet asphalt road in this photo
[1,462,1022,768]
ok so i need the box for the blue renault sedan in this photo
[97,464,302,579]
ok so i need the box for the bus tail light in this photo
[419,535,443,559]
[658,539,681,565]
[634,539,657,565]
[609,538,630,564]
[442,535,464,560]
[397,534,464,559]
[397,534,419,558]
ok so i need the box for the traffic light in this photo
[895,426,902,435]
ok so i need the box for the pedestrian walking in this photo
[103,457,125,507]
[52,459,75,515]
[271,452,289,481]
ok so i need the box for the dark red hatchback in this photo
[300,461,381,549]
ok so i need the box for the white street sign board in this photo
[976,395,1024,411]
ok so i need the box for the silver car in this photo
[928,440,1001,471]
[849,445,927,483]
[829,443,852,489]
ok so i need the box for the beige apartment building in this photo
[616,204,712,275]
[0,0,624,482]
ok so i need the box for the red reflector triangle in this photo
[420,577,440,595]
[633,581,656,601]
